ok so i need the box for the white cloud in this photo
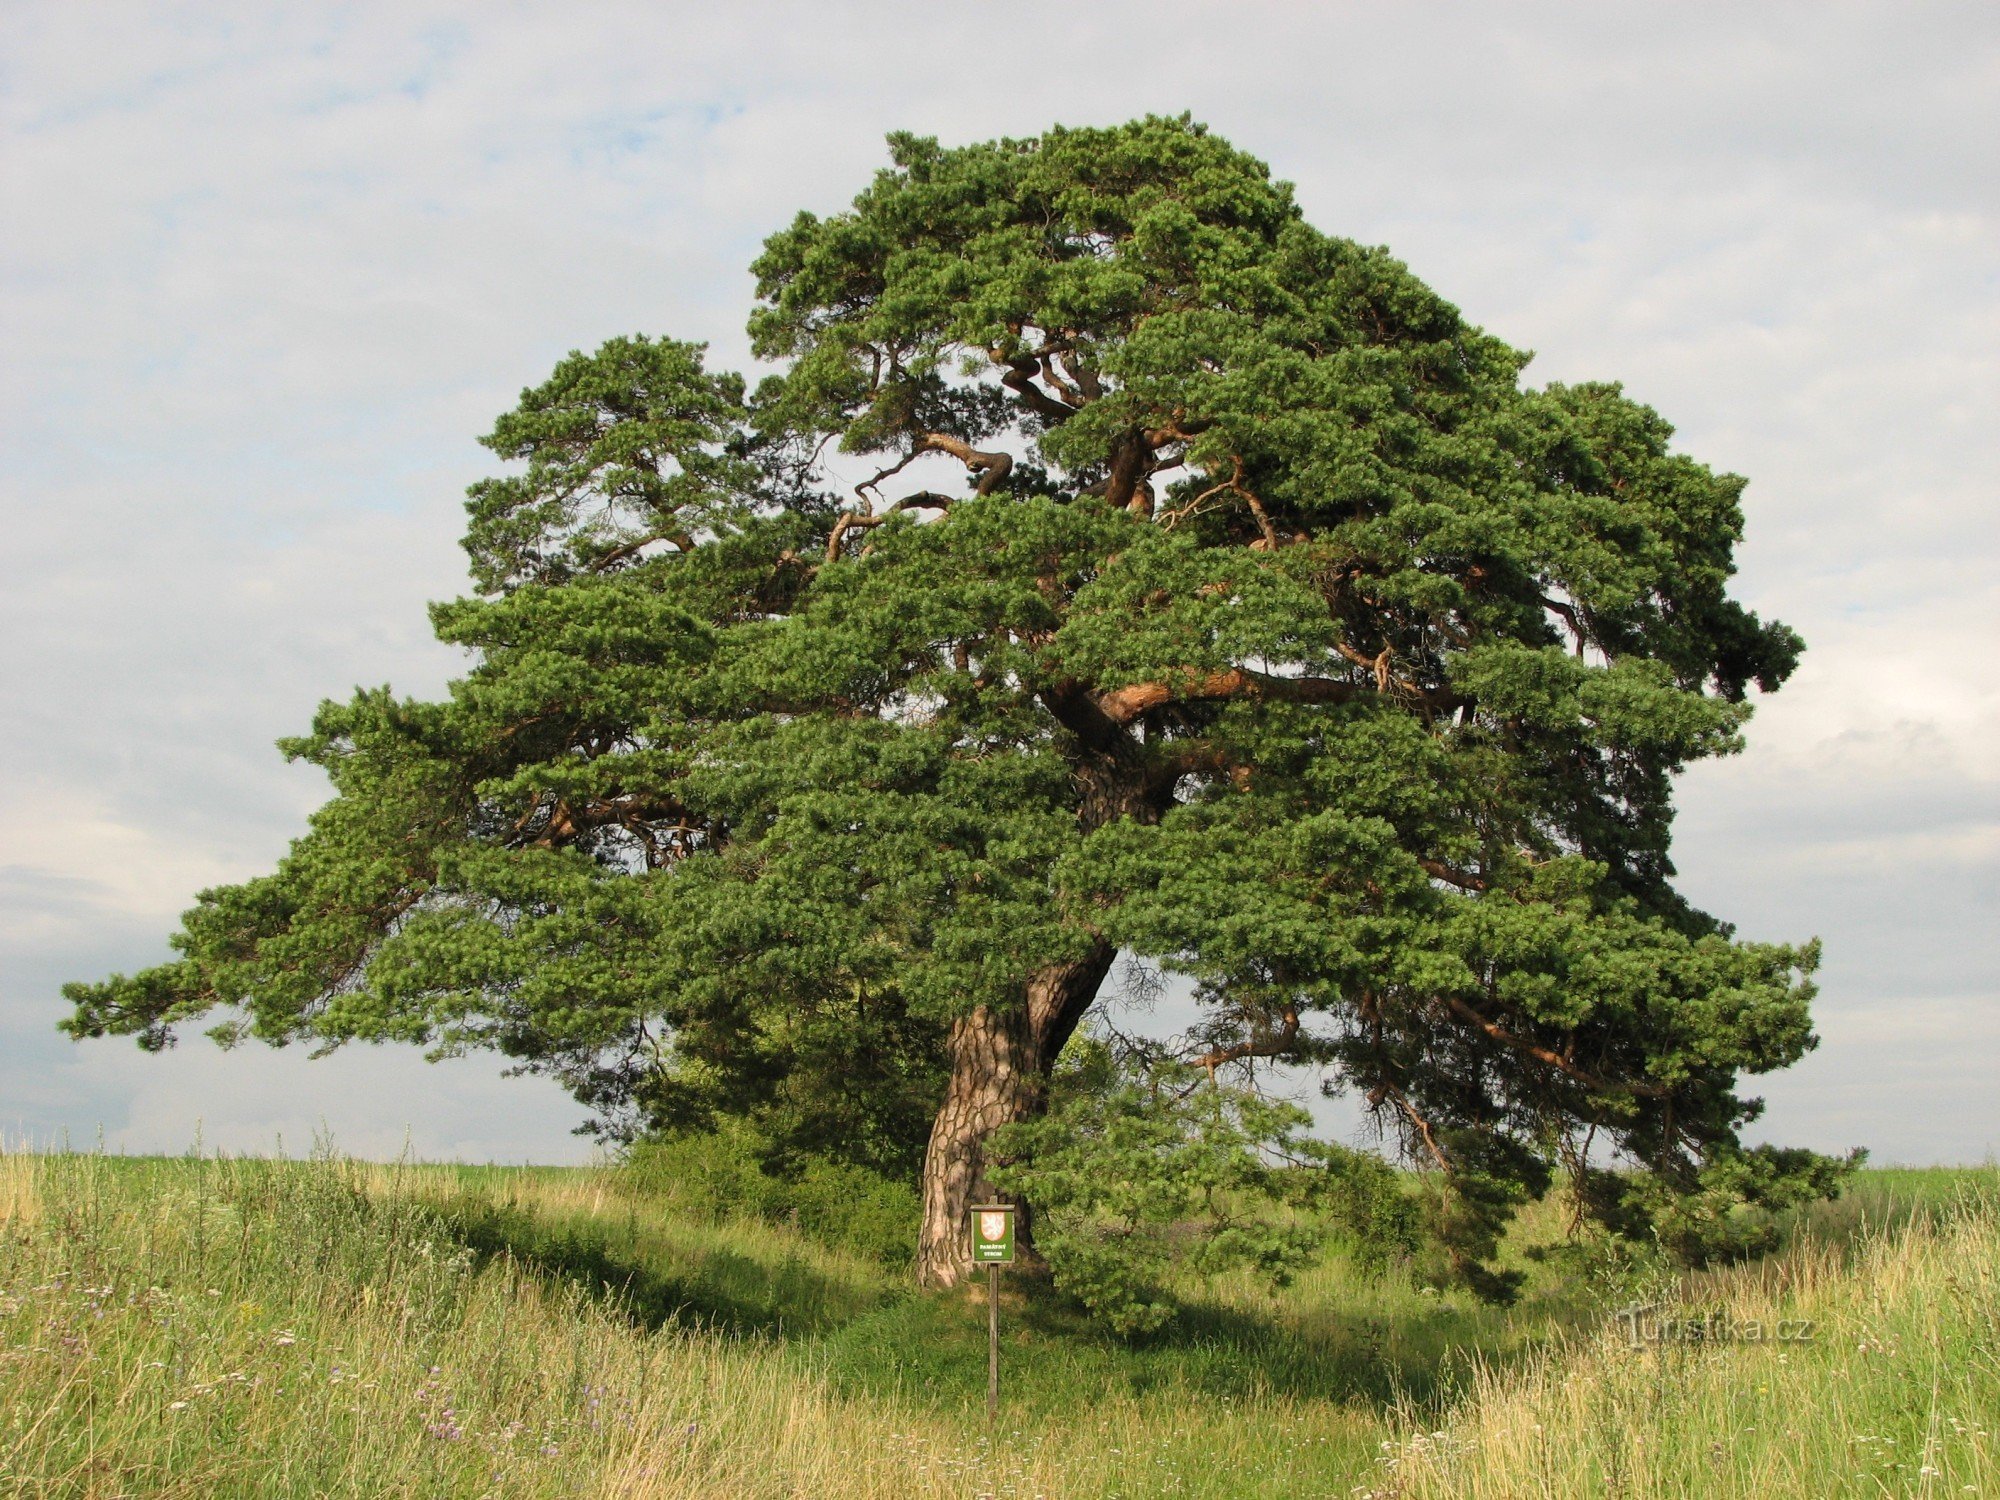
[3,1,1994,1163]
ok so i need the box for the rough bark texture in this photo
[914,942,1116,1288]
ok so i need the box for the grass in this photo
[1373,1173,2000,1497]
[0,1143,1992,1497]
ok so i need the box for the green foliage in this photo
[621,1124,773,1220]
[622,1126,920,1268]
[1301,1140,1427,1275]
[65,115,1849,1290]
[464,334,763,595]
[992,1042,1337,1333]
[1582,1141,1867,1267]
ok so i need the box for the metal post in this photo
[987,1262,999,1426]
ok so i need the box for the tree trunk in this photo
[914,942,1115,1289]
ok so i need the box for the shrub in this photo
[621,1126,918,1267]
[990,1041,1334,1335]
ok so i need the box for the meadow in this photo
[1,1142,1992,1497]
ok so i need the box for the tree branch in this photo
[991,349,1081,424]
[1419,859,1487,892]
[1092,667,1459,727]
[1541,594,1588,659]
[824,492,957,562]
[1190,1005,1301,1076]
[919,432,1013,496]
[1440,993,1669,1098]
[589,529,695,571]
[1104,430,1152,515]
[1036,679,1127,753]
[1368,1079,1452,1171]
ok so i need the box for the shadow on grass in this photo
[425,1191,1530,1416]
[813,1268,1550,1419]
[432,1197,879,1339]
[414,1169,1993,1420]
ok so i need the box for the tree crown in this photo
[66,116,1836,1273]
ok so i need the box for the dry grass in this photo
[0,1146,38,1229]
[0,1151,1388,1497]
[3,1150,1991,1498]
[1371,1172,2000,1499]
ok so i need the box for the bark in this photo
[914,941,1115,1288]
[1103,429,1152,515]
[914,722,1157,1290]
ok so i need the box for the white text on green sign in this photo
[970,1204,1015,1264]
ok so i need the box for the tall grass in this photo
[0,1146,37,1229]
[3,1144,1991,1498]
[1372,1170,2000,1498]
[0,1146,1391,1497]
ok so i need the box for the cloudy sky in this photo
[3,2,1994,1166]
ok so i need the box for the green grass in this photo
[1376,1169,2000,1498]
[2,1145,1993,1497]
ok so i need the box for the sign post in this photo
[969,1204,1015,1426]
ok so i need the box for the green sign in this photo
[970,1203,1015,1264]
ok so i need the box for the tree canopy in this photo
[65,116,1843,1291]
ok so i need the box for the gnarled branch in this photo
[825,492,958,562]
[919,432,1013,495]
[1191,1005,1301,1077]
[991,348,1083,425]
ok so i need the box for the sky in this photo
[2,2,1994,1167]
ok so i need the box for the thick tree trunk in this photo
[914,942,1115,1289]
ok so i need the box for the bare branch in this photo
[1368,1079,1452,1171]
[824,491,958,562]
[918,432,1013,496]
[855,447,923,505]
[1541,594,1588,658]
[1418,859,1488,892]
[989,347,1082,424]
[1057,347,1104,402]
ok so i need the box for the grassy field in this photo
[1,1144,1993,1498]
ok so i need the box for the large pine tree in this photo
[66,118,1841,1289]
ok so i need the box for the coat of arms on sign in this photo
[979,1210,1006,1242]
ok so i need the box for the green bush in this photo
[622,1122,774,1220]
[621,1126,918,1267]
[781,1156,921,1268]
[990,1041,1333,1336]
[1290,1140,1425,1274]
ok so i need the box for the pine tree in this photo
[66,118,1843,1290]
